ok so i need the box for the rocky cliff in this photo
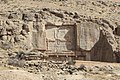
[0,0,120,62]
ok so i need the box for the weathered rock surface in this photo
[0,0,120,80]
[0,0,120,62]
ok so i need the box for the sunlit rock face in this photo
[78,21,100,51]
[0,0,120,62]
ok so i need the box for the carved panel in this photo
[45,25,76,53]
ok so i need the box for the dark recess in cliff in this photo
[90,31,114,62]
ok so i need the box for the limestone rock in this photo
[0,0,119,62]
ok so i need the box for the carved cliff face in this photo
[0,0,120,62]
